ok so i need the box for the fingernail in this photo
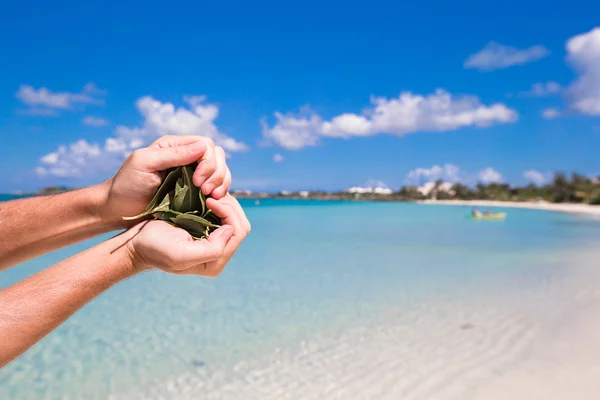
[187,140,206,153]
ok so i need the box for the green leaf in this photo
[122,167,181,220]
[171,213,221,230]
[172,177,189,212]
[170,218,209,238]
[122,193,172,221]
[183,164,203,213]
[203,210,221,226]
[155,209,180,221]
[146,168,181,211]
[200,191,207,215]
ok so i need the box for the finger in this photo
[169,225,234,270]
[133,141,207,172]
[227,196,251,234]
[207,197,250,273]
[150,135,205,149]
[212,168,231,199]
[201,146,227,196]
[192,140,216,188]
[181,225,235,276]
[206,197,243,233]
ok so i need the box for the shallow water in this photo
[1,199,600,399]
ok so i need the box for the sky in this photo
[0,0,598,193]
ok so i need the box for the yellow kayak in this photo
[467,212,507,220]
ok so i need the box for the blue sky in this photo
[0,0,598,192]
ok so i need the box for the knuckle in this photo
[172,145,188,156]
[208,169,226,183]
[151,135,174,148]
[204,161,218,173]
[199,156,217,170]
[129,149,145,163]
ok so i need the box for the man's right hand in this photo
[101,135,232,228]
[125,195,251,277]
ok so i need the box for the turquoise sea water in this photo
[1,198,600,399]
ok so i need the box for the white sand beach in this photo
[113,250,600,400]
[420,199,600,217]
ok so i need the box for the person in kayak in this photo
[472,207,483,217]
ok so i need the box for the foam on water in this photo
[1,200,599,399]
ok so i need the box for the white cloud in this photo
[563,27,600,115]
[16,84,104,109]
[541,108,561,119]
[82,82,107,95]
[477,167,504,184]
[36,95,247,178]
[524,170,551,185]
[116,96,247,152]
[261,111,322,150]
[519,81,561,97]
[273,153,284,163]
[263,89,517,150]
[36,140,103,177]
[464,42,549,71]
[16,83,106,116]
[82,116,109,127]
[405,164,462,185]
[36,137,144,178]
[40,152,59,165]
[405,165,509,186]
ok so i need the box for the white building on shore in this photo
[346,186,393,195]
[417,181,455,197]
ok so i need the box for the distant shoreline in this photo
[5,192,600,218]
[418,199,600,217]
[240,196,600,217]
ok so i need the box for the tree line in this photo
[397,172,600,204]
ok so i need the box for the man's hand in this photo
[102,135,232,227]
[127,195,251,277]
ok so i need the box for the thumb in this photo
[137,140,207,172]
[178,224,234,263]
[206,224,235,248]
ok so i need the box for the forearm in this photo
[0,231,138,368]
[0,181,121,270]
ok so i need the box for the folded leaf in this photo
[171,213,221,230]
[146,168,181,212]
[172,177,189,212]
[183,164,203,213]
[121,162,222,239]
